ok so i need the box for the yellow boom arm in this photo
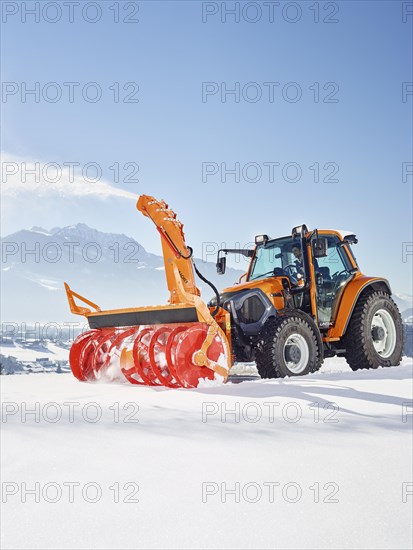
[136,195,200,303]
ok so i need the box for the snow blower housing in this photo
[65,194,403,388]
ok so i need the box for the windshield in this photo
[249,237,303,281]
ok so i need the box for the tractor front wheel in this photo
[344,290,403,370]
[255,312,323,378]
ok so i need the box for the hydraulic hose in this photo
[193,261,221,318]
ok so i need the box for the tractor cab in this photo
[215,227,360,330]
[309,231,359,327]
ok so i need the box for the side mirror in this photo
[344,234,358,245]
[338,234,358,248]
[313,238,328,258]
[216,256,226,275]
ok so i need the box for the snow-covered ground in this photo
[0,342,69,362]
[1,358,412,550]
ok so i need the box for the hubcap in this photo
[371,309,396,359]
[372,325,385,342]
[283,334,310,374]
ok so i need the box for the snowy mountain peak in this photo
[4,223,144,252]
[30,226,51,235]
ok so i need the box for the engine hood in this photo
[209,276,286,308]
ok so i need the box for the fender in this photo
[327,275,391,340]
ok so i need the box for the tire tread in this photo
[255,311,323,378]
[344,290,403,370]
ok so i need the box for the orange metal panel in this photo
[327,274,390,339]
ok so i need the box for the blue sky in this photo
[1,0,412,293]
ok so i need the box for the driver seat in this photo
[318,267,331,281]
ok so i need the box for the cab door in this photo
[312,235,354,328]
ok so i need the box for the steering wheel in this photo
[283,264,297,276]
[331,269,348,280]
[331,270,348,294]
[283,264,300,284]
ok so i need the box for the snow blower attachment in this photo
[64,195,231,388]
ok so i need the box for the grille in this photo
[237,296,266,324]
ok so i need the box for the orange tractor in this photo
[65,194,404,388]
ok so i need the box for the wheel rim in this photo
[371,309,396,359]
[283,334,309,374]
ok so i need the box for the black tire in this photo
[343,290,403,370]
[255,311,323,378]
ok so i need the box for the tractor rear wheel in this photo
[344,290,403,370]
[255,312,323,378]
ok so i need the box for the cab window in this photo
[313,235,354,327]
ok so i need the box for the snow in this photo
[38,279,61,291]
[1,154,137,201]
[29,227,52,236]
[0,342,69,362]
[395,293,413,302]
[1,357,412,550]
